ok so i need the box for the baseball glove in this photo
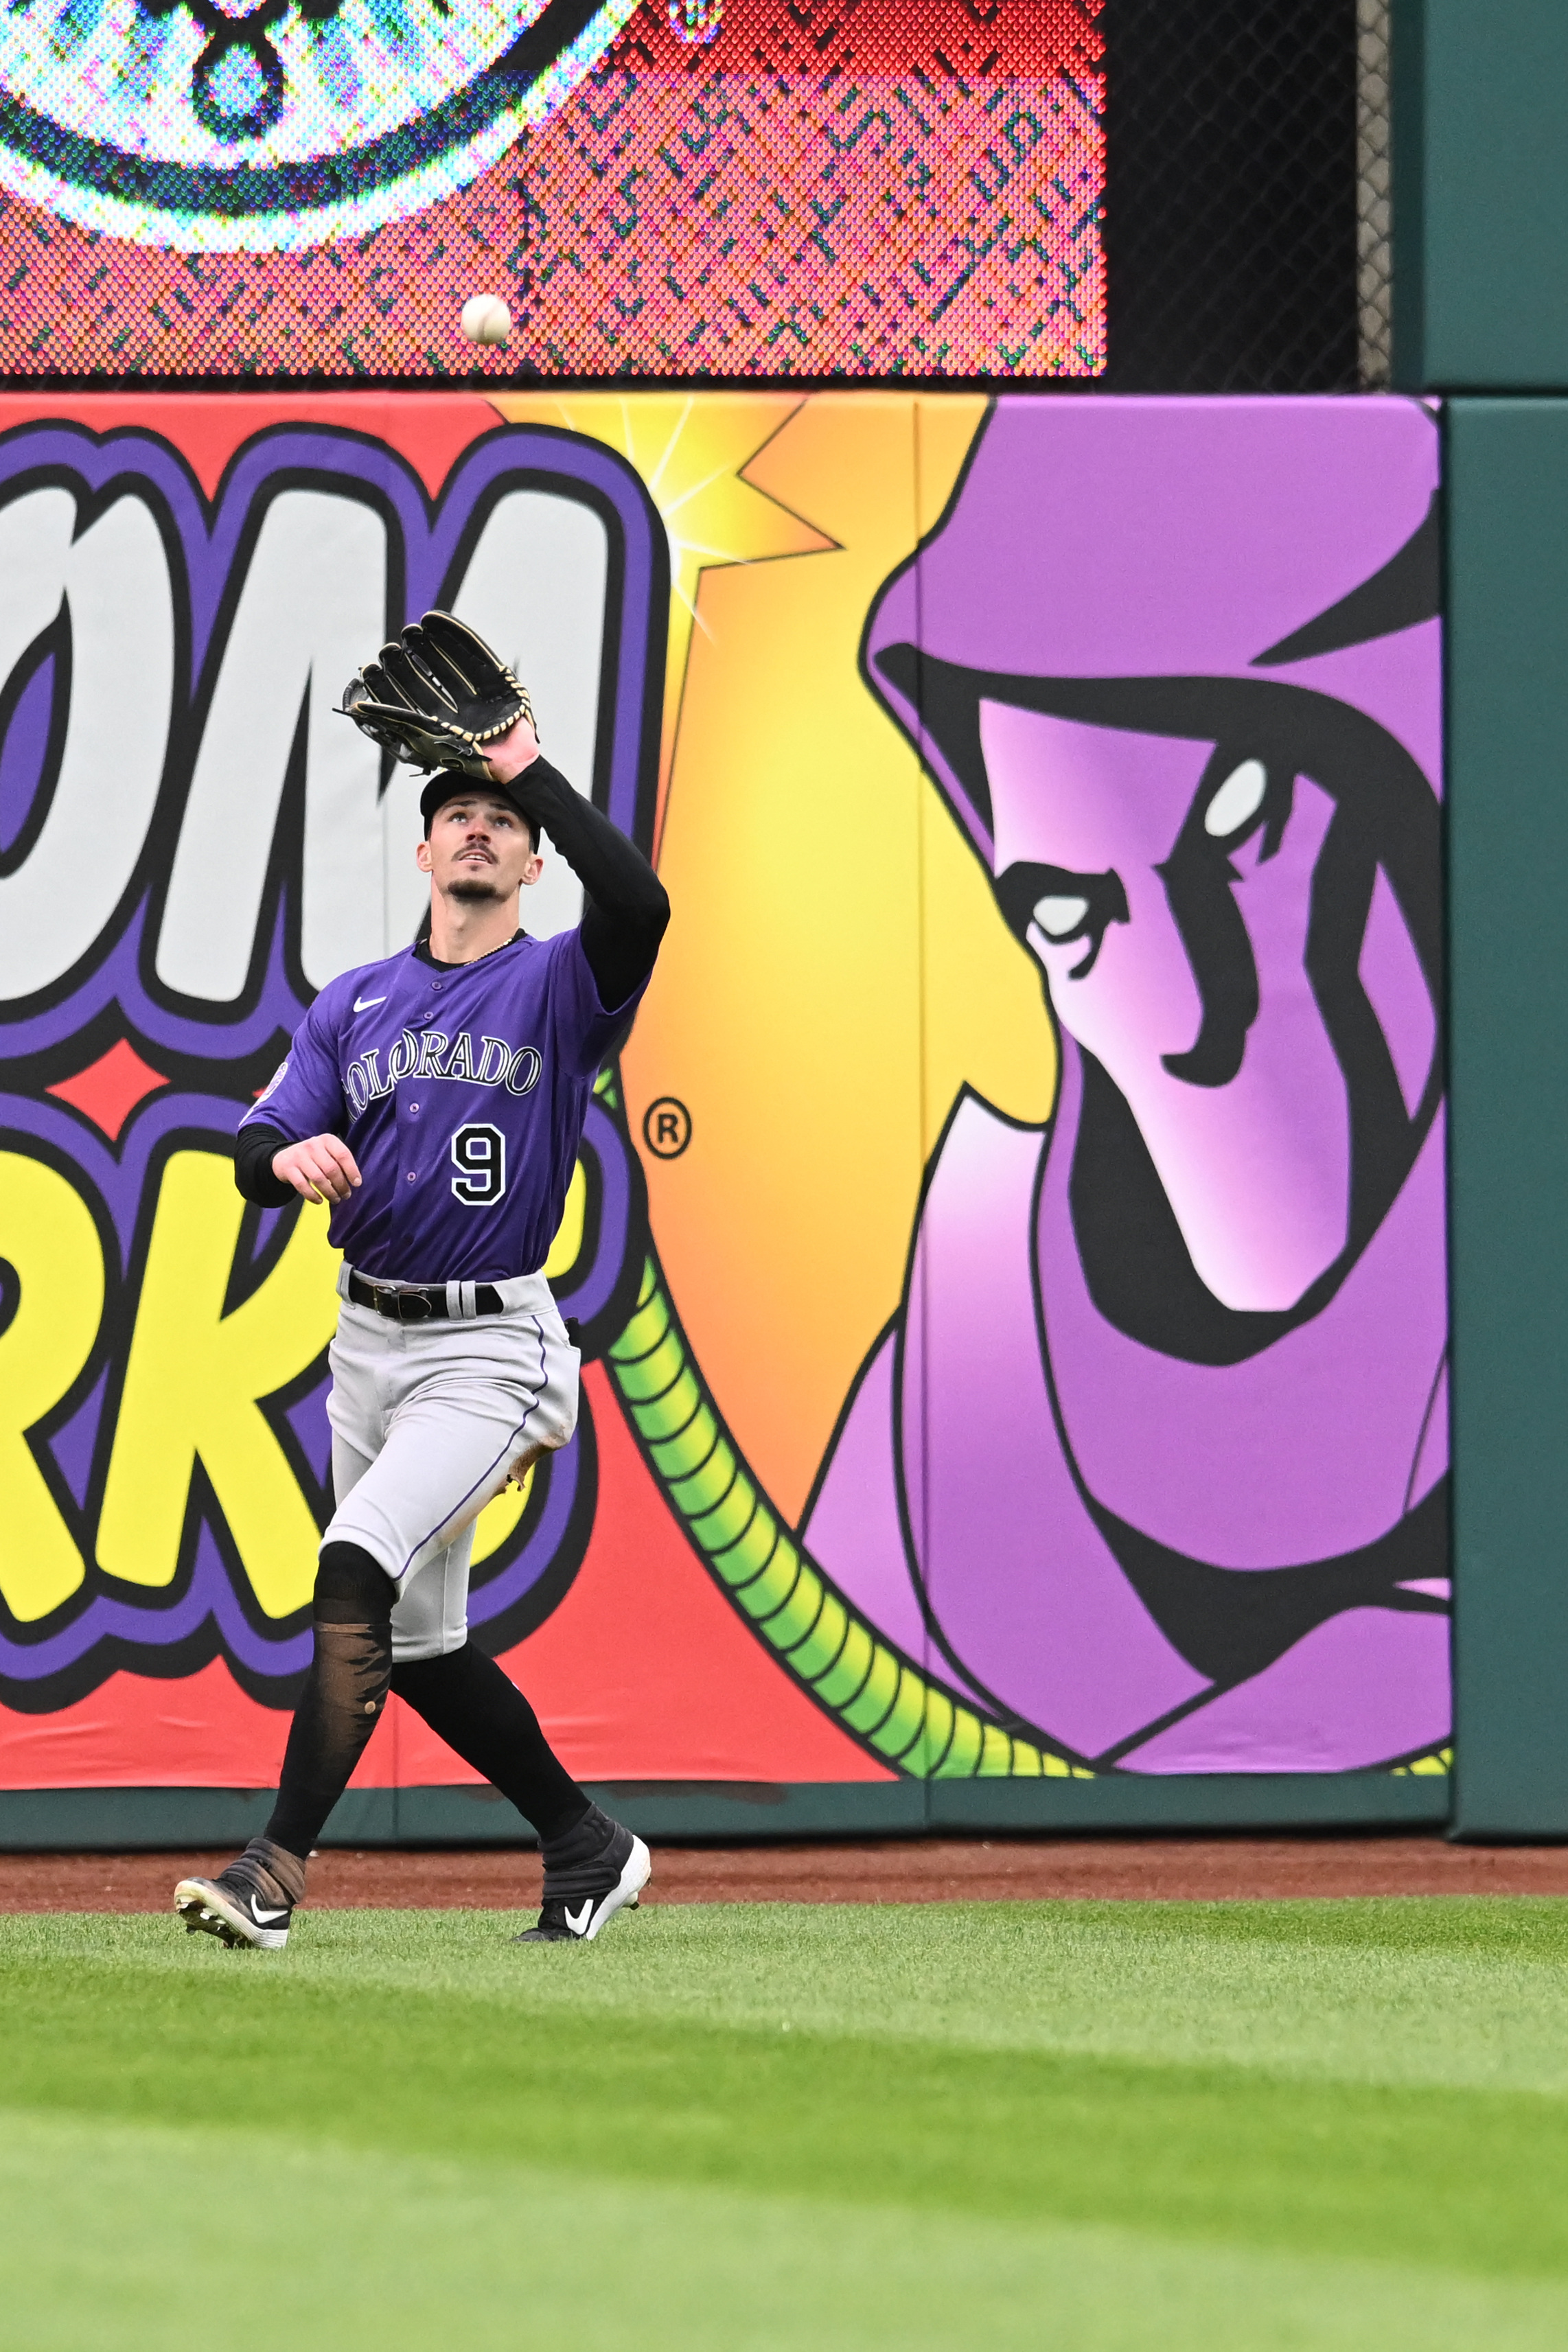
[339,610,535,779]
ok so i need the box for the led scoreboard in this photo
[0,0,1103,377]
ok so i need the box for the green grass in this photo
[8,1896,1568,2347]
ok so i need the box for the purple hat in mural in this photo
[807,396,1450,1774]
[868,395,1441,839]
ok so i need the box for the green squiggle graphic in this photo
[606,1254,1090,1782]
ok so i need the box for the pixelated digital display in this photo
[0,0,1103,376]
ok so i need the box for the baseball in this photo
[461,294,511,347]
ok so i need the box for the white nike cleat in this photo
[174,1837,304,1951]
[516,1814,651,1944]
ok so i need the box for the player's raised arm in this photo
[487,724,669,1011]
[338,605,669,1008]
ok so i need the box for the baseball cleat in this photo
[516,1812,651,1944]
[174,1837,304,1951]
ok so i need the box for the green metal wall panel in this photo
[0,1774,1450,1852]
[1394,0,1568,389]
[1449,400,1568,1833]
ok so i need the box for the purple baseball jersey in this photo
[241,932,641,1283]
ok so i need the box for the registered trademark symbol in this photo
[642,1096,692,1159]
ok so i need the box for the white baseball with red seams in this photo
[461,295,513,346]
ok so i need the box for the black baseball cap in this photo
[419,768,539,846]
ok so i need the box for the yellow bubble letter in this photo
[0,1151,104,1622]
[100,1151,341,1617]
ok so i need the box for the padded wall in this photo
[0,389,1452,1842]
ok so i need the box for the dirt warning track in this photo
[3,1833,1568,1912]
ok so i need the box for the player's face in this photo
[417,792,543,902]
[979,700,1379,1318]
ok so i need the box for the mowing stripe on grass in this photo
[7,2109,1568,2352]
[8,1902,1568,2280]
[15,1897,1568,2092]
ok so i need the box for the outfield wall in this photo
[1391,0,1568,1839]
[0,389,1456,1841]
[1446,402,1568,1840]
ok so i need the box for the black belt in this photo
[346,1271,506,1322]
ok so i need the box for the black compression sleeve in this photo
[508,755,670,1011]
[265,1543,395,1860]
[391,1642,590,1843]
[233,1121,296,1208]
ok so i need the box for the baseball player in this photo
[174,613,668,1950]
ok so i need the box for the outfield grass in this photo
[6,1895,1568,2347]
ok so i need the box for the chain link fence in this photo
[1105,0,1387,394]
[1357,0,1394,387]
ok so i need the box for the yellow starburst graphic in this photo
[489,392,833,843]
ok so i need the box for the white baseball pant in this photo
[321,1267,580,1662]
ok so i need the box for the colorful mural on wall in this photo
[842,399,1451,1774]
[0,389,1450,1806]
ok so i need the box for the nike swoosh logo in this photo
[353,995,387,1013]
[564,1901,593,1937]
[250,1902,289,1924]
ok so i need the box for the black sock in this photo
[265,1543,394,1862]
[391,1644,590,1844]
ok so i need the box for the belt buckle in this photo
[362,1276,433,1322]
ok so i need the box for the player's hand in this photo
[273,1134,362,1206]
[483,708,540,785]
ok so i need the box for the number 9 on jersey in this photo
[451,1122,507,1206]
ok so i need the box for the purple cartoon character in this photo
[805,397,1449,1773]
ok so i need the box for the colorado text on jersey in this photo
[345,1033,544,1114]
